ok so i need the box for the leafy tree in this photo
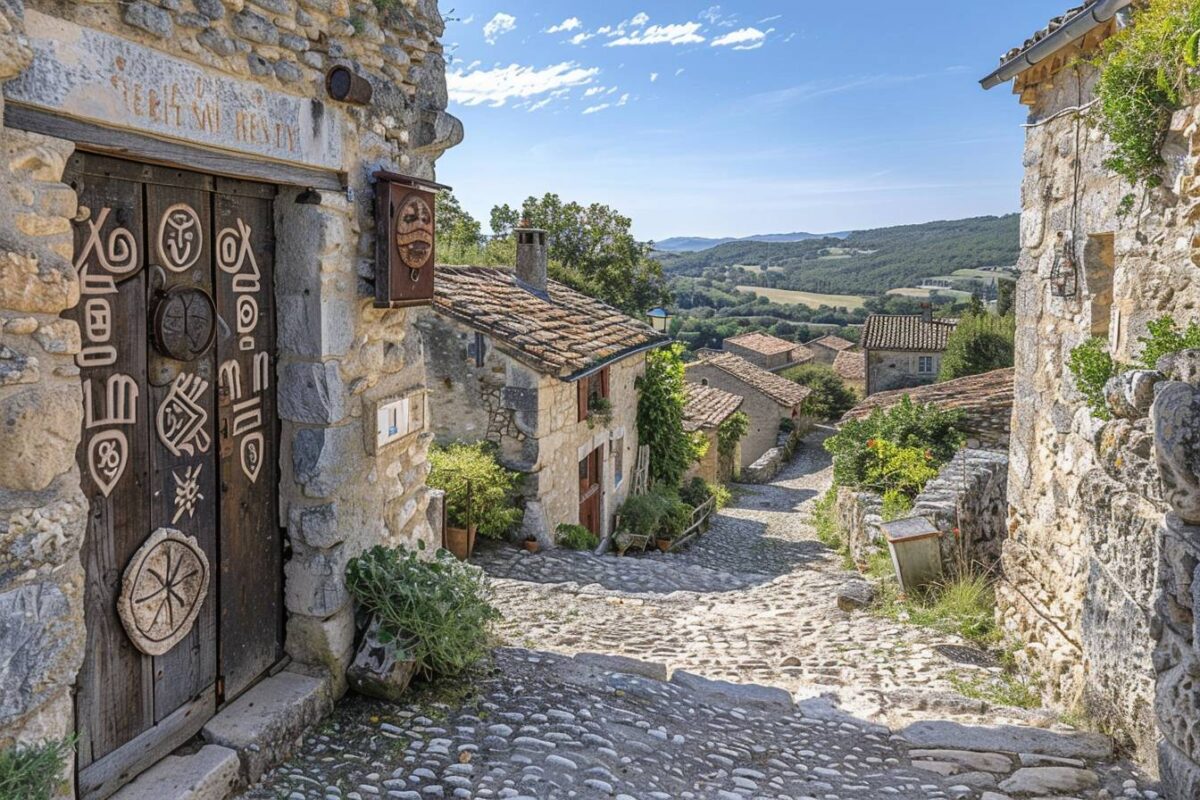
[636,344,706,487]
[996,277,1016,316]
[437,191,483,251]
[938,312,1015,382]
[1136,316,1200,369]
[824,397,964,491]
[780,363,858,420]
[427,442,523,539]
[491,193,671,315]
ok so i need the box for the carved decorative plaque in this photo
[152,286,217,361]
[118,527,210,656]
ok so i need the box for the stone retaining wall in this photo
[740,425,809,484]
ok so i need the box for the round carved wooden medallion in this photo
[393,193,434,272]
[152,285,217,361]
[118,527,210,656]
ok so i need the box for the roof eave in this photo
[562,336,671,382]
[980,0,1131,90]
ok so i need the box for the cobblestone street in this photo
[244,430,1159,800]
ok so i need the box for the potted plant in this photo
[345,542,500,701]
[428,442,524,560]
[587,394,613,428]
[521,536,540,553]
[555,523,599,551]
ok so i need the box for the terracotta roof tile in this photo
[861,315,959,352]
[1000,3,1092,65]
[809,334,856,352]
[432,267,669,378]
[832,350,865,382]
[841,367,1014,425]
[688,352,812,408]
[725,332,802,357]
[683,382,744,432]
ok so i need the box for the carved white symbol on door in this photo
[220,352,269,483]
[83,374,140,497]
[75,207,139,275]
[157,203,203,273]
[171,464,205,524]
[216,219,261,351]
[157,373,212,457]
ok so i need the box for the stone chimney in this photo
[515,227,548,296]
[920,302,933,323]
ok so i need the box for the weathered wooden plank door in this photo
[66,153,282,799]
[579,446,603,536]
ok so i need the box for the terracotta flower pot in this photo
[445,524,477,560]
[656,538,673,553]
[522,538,540,554]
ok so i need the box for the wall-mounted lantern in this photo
[373,171,450,309]
[1050,230,1078,298]
[647,306,672,333]
[326,65,373,106]
[880,516,944,596]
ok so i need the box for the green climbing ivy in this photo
[1094,0,1200,186]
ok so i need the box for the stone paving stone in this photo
[241,428,1160,800]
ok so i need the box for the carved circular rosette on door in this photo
[118,527,210,656]
[151,285,217,361]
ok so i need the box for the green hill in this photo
[656,215,1019,296]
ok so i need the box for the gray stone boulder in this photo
[837,580,877,612]
[1103,369,1163,419]
[1152,381,1200,525]
[1157,348,1200,386]
[346,619,418,703]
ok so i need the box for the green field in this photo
[736,285,867,310]
[887,287,973,300]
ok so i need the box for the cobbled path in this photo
[243,428,1160,800]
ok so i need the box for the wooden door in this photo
[66,154,282,799]
[579,446,603,536]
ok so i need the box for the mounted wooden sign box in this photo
[374,171,450,308]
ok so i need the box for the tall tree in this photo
[938,312,1015,382]
[490,193,671,315]
[636,344,706,487]
[436,191,483,251]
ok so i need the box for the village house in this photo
[419,230,669,545]
[682,382,744,484]
[0,0,462,796]
[983,0,1200,788]
[861,309,959,395]
[832,349,867,395]
[685,352,812,469]
[722,331,813,372]
[807,333,857,365]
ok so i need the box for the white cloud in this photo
[461,14,475,24]
[583,103,611,115]
[570,31,595,45]
[528,97,553,112]
[699,5,736,27]
[584,85,606,97]
[630,12,650,27]
[447,62,600,107]
[617,93,630,106]
[546,17,582,33]
[650,72,659,82]
[606,22,704,47]
[711,27,770,50]
[483,13,517,44]
[759,14,782,23]
[675,68,686,76]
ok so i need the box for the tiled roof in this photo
[682,382,744,433]
[861,315,959,353]
[689,352,812,408]
[725,332,801,357]
[432,267,670,379]
[832,350,865,382]
[809,334,856,352]
[1000,4,1091,66]
[841,367,1014,424]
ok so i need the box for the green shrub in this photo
[555,523,599,551]
[824,397,963,491]
[346,543,500,679]
[1136,316,1200,369]
[717,411,749,463]
[618,487,691,540]
[679,476,715,508]
[862,439,940,499]
[0,738,74,800]
[938,312,1015,382]
[1094,0,1200,186]
[637,344,707,487]
[1067,337,1121,420]
[881,488,913,522]
[428,442,523,539]
[812,487,843,550]
[781,362,858,420]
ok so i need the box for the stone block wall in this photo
[684,362,796,470]
[866,349,941,395]
[0,0,461,783]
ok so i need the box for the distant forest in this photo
[656,215,1019,296]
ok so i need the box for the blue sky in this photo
[436,2,1057,241]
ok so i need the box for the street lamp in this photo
[647,306,672,333]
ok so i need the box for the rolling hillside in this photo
[654,230,850,253]
[657,215,1018,295]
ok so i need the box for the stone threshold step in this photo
[900,720,1113,761]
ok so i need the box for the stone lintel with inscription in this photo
[4,10,347,173]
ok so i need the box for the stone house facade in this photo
[722,332,813,373]
[807,334,856,365]
[682,381,743,485]
[685,352,811,470]
[418,235,669,546]
[861,312,958,396]
[832,349,866,396]
[983,0,1200,786]
[0,0,460,796]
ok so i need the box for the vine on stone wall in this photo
[1094,0,1200,187]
